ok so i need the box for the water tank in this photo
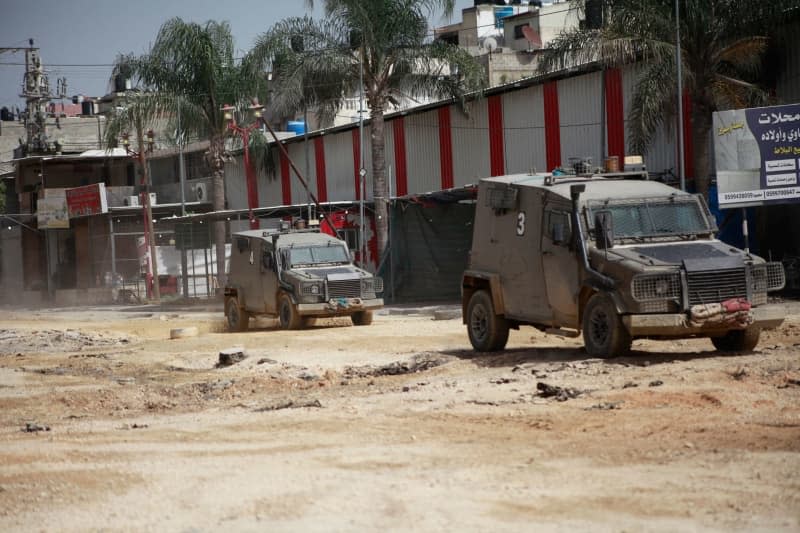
[286,120,306,136]
[81,100,94,116]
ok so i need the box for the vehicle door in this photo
[540,199,581,328]
[260,241,279,314]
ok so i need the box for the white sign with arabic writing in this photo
[713,103,800,209]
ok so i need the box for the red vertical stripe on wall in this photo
[604,68,625,162]
[314,137,328,203]
[351,128,361,200]
[543,81,562,171]
[544,81,561,171]
[279,149,291,205]
[488,95,505,176]
[682,91,694,182]
[393,118,408,197]
[438,107,454,189]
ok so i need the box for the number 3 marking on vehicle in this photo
[516,211,526,236]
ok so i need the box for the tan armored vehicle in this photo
[462,172,786,356]
[224,226,383,331]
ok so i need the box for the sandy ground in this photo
[0,301,799,532]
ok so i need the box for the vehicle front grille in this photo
[328,279,362,299]
[687,267,746,306]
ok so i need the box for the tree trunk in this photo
[369,102,388,264]
[211,137,227,292]
[691,102,713,200]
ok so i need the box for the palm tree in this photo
[246,0,485,262]
[115,18,259,289]
[103,93,168,301]
[538,0,794,198]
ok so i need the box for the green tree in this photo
[246,0,485,262]
[115,19,258,288]
[538,0,793,198]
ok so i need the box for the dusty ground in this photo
[0,301,799,532]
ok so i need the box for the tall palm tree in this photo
[246,0,485,262]
[538,0,794,198]
[115,18,258,289]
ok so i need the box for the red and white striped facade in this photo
[224,65,697,213]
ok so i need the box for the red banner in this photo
[65,183,108,218]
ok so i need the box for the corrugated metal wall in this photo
[502,84,546,174]
[405,110,443,194]
[558,71,604,168]
[225,58,799,209]
[451,99,491,185]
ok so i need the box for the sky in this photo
[0,0,475,111]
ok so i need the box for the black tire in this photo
[467,290,509,352]
[278,292,302,330]
[351,310,373,326]
[711,327,761,352]
[582,292,631,358]
[226,297,249,332]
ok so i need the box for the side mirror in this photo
[594,211,614,250]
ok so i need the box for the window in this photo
[514,24,529,40]
[545,210,572,245]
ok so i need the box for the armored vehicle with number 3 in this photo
[462,172,786,356]
[225,226,383,331]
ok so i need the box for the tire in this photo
[467,290,509,352]
[582,292,631,358]
[226,298,249,332]
[711,327,761,353]
[278,292,302,330]
[351,310,373,326]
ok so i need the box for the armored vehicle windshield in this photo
[285,244,350,267]
[587,196,713,241]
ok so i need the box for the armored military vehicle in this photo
[224,225,383,331]
[462,172,786,356]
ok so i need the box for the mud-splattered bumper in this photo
[622,304,785,337]
[297,298,384,317]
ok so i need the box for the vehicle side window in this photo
[236,237,249,253]
[544,210,572,246]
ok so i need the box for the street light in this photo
[121,128,159,302]
[222,102,263,230]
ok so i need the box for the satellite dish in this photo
[522,25,542,49]
[483,36,498,53]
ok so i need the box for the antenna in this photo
[483,36,498,54]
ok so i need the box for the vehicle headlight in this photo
[300,282,323,297]
[632,273,681,302]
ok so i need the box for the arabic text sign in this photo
[65,183,108,218]
[713,103,800,209]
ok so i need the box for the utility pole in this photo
[2,39,65,156]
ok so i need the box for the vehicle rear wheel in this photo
[351,310,373,326]
[582,292,631,358]
[278,292,302,330]
[711,327,761,352]
[467,290,509,352]
[226,297,249,332]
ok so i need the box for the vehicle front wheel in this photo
[711,327,761,352]
[467,290,509,352]
[226,297,249,332]
[582,292,631,358]
[278,293,302,330]
[351,310,373,326]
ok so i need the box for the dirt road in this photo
[1,303,799,532]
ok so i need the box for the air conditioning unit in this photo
[124,195,139,207]
[194,183,208,202]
